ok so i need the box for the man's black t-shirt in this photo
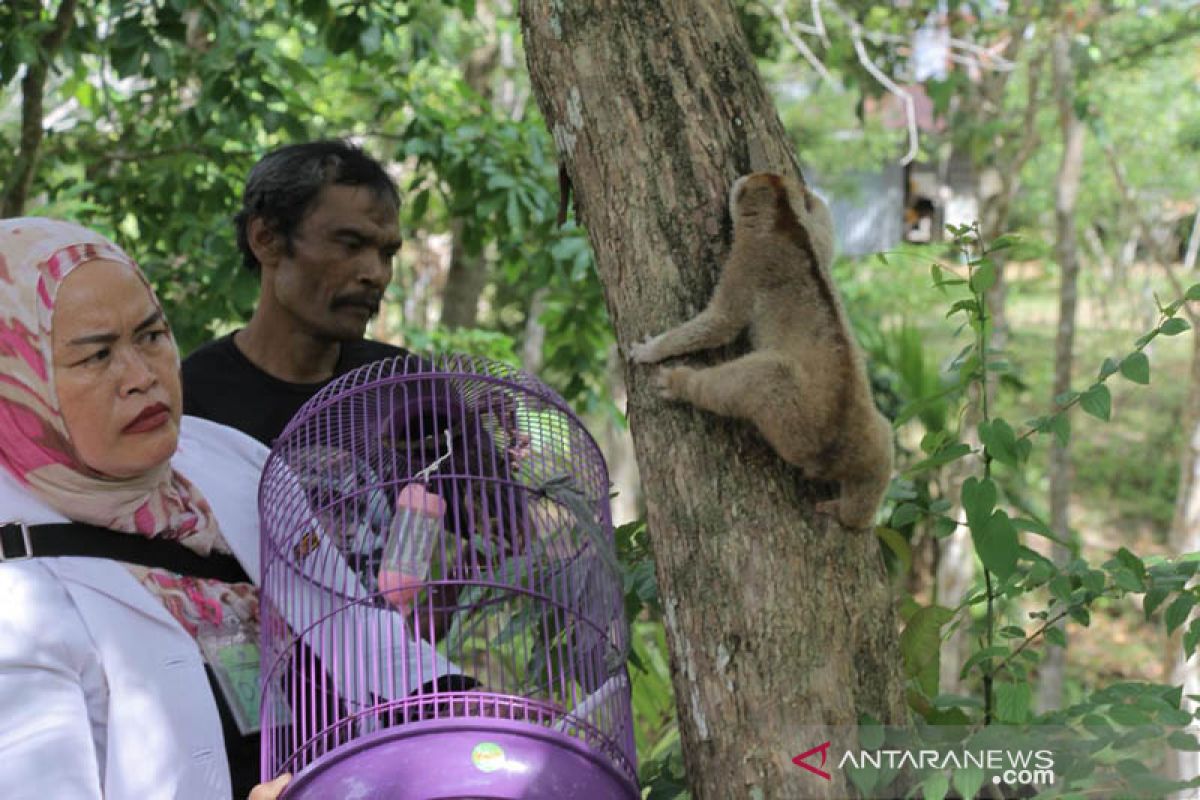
[181,332,409,447]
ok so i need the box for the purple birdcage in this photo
[258,354,638,799]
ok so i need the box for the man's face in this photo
[261,184,402,342]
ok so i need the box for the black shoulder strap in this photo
[0,521,251,584]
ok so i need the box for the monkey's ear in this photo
[248,217,284,270]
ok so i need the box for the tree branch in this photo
[1,0,79,217]
[1099,133,1200,326]
[1095,17,1200,71]
[764,0,837,88]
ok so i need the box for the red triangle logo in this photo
[792,741,833,780]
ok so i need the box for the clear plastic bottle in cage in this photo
[377,482,447,612]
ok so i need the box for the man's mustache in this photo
[332,292,383,314]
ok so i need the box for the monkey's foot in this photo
[628,335,665,364]
[655,366,692,401]
[816,498,874,531]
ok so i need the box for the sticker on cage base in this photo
[378,483,447,612]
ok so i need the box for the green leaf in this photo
[905,443,972,475]
[1054,390,1080,407]
[921,771,950,800]
[1119,352,1151,385]
[1045,413,1071,446]
[858,717,885,749]
[995,681,1032,723]
[1116,547,1147,579]
[1186,284,1200,302]
[1045,625,1067,647]
[1113,569,1144,593]
[961,477,997,529]
[1082,570,1106,594]
[951,765,985,800]
[1159,707,1194,727]
[845,760,879,795]
[876,527,912,574]
[988,233,1022,252]
[979,419,1021,466]
[972,510,1019,580]
[1050,575,1072,602]
[1098,357,1120,380]
[1162,318,1191,336]
[359,24,382,55]
[1169,731,1200,751]
[1144,588,1171,619]
[901,605,955,698]
[1109,704,1152,726]
[1080,385,1112,421]
[959,645,1009,679]
[969,259,996,293]
[945,298,980,319]
[890,503,923,528]
[1186,618,1200,658]
[1166,595,1196,634]
[1013,516,1068,547]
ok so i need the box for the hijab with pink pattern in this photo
[0,217,222,554]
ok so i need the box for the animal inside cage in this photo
[258,354,638,799]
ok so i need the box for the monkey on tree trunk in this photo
[629,172,893,529]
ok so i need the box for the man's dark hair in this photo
[235,139,401,272]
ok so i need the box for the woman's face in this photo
[51,259,182,478]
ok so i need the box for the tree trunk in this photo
[520,3,907,797]
[1040,27,1086,714]
[440,217,492,328]
[440,35,501,329]
[1,0,78,217]
[1169,326,1200,799]
[1167,208,1200,799]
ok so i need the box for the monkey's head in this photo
[728,172,835,268]
[729,172,792,224]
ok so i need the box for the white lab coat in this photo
[0,416,266,800]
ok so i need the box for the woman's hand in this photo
[248,773,292,800]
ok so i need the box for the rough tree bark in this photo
[520,3,906,797]
[1039,26,1087,714]
[1,0,78,217]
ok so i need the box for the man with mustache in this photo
[182,140,410,447]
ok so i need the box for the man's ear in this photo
[248,217,283,270]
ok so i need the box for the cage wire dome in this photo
[258,354,638,799]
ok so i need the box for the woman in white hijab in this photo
[0,218,288,799]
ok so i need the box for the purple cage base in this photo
[280,717,640,800]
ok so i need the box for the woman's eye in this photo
[80,348,110,366]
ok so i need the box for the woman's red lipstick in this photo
[124,402,170,433]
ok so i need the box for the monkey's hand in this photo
[653,366,692,401]
[627,334,668,364]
